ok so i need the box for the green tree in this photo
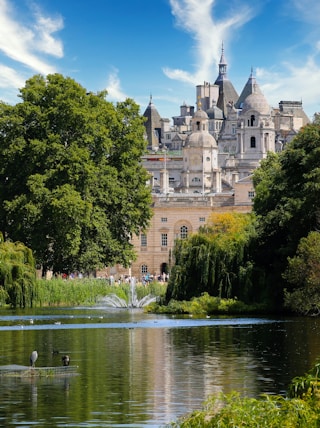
[253,124,320,305]
[0,74,152,275]
[166,213,256,302]
[0,233,36,307]
[284,231,320,315]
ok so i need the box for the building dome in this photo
[193,109,208,119]
[241,92,270,115]
[185,131,217,148]
[207,102,224,119]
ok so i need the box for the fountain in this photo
[101,277,157,308]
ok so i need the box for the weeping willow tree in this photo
[0,233,37,307]
[166,212,256,302]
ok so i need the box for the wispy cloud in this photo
[0,0,63,101]
[163,0,254,84]
[105,68,128,101]
[162,0,320,116]
[31,4,64,58]
[257,0,320,116]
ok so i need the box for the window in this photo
[250,115,255,126]
[161,233,168,246]
[141,233,147,246]
[161,217,167,222]
[250,136,256,148]
[192,177,201,182]
[141,264,148,274]
[199,217,205,222]
[248,191,255,198]
[180,225,188,239]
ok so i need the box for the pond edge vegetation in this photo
[168,362,320,427]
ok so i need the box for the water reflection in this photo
[0,308,319,427]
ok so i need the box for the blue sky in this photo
[1,0,320,121]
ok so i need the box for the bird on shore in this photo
[30,350,38,367]
[62,355,70,366]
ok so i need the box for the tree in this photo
[253,124,320,303]
[284,232,320,315]
[166,212,256,302]
[0,74,152,275]
[0,233,36,307]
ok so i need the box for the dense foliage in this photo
[252,124,320,310]
[0,74,152,276]
[0,233,36,307]
[283,231,320,315]
[166,212,256,303]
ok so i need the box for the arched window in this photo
[250,136,256,148]
[250,115,255,126]
[180,225,188,239]
[141,264,148,274]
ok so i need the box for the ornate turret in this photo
[143,95,162,150]
[214,44,239,117]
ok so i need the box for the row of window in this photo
[161,217,205,223]
[141,225,190,247]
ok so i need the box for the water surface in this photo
[0,307,319,427]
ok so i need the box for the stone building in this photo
[101,47,310,280]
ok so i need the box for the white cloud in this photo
[0,64,25,88]
[32,5,64,58]
[105,68,128,101]
[164,0,320,118]
[287,0,320,25]
[258,55,320,117]
[0,0,63,76]
[164,0,254,84]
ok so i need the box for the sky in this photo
[1,0,320,122]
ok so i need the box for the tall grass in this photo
[33,278,167,307]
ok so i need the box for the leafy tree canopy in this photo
[253,124,320,290]
[0,74,152,275]
[283,231,320,315]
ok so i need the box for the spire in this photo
[214,43,239,117]
[143,96,162,149]
[216,42,227,82]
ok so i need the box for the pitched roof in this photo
[235,69,264,109]
[143,96,162,148]
[214,45,239,117]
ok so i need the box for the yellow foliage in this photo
[206,212,253,242]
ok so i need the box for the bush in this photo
[170,392,319,427]
[149,293,268,315]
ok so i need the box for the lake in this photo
[0,306,319,427]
